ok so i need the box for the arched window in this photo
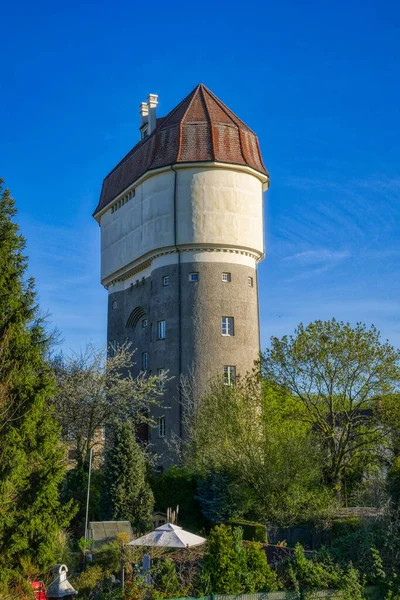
[126,306,147,329]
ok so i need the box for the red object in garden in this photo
[31,580,47,600]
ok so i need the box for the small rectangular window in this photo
[142,352,148,370]
[158,320,166,339]
[109,340,117,356]
[189,272,199,282]
[222,272,231,282]
[224,365,236,385]
[142,318,148,328]
[248,276,253,287]
[162,275,169,286]
[157,368,166,389]
[221,317,234,336]
[158,416,166,438]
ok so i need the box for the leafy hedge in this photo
[229,520,266,543]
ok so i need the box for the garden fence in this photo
[166,586,380,600]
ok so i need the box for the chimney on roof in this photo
[139,102,149,139]
[147,94,158,135]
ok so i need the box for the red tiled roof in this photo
[94,84,268,216]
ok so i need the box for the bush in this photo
[285,543,341,591]
[340,565,365,600]
[230,520,266,543]
[245,542,278,592]
[151,558,181,599]
[200,524,244,594]
[331,517,364,539]
[0,568,35,599]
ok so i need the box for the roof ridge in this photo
[102,88,198,181]
[159,84,200,130]
[200,85,216,162]
[176,84,203,162]
[201,84,256,134]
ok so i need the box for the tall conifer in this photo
[0,179,71,570]
[102,420,154,534]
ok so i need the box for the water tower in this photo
[93,84,269,466]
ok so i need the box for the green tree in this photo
[181,374,332,524]
[200,524,244,594]
[102,420,154,533]
[261,319,400,499]
[245,542,277,592]
[0,179,72,570]
[151,558,181,599]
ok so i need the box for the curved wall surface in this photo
[100,165,265,285]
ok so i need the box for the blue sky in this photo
[1,0,399,353]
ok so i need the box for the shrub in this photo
[200,524,244,594]
[230,520,266,543]
[245,542,278,592]
[340,565,364,600]
[331,517,364,539]
[151,558,181,599]
[286,543,341,591]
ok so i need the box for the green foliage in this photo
[388,457,400,505]
[196,471,254,525]
[200,524,276,594]
[331,517,363,539]
[0,568,35,599]
[102,420,154,533]
[200,524,244,594]
[182,374,333,526]
[262,319,400,498]
[230,520,266,543]
[325,523,385,585]
[0,179,73,571]
[151,558,181,599]
[73,564,117,600]
[151,467,208,532]
[61,466,103,537]
[287,543,341,591]
[94,540,122,575]
[340,565,365,600]
[245,541,278,592]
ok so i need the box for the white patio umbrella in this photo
[128,523,206,548]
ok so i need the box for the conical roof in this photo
[94,84,268,216]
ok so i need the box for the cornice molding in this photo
[103,245,262,289]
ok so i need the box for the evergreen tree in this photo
[0,179,72,570]
[102,419,154,533]
[200,524,244,594]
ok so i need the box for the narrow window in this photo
[221,317,234,336]
[222,272,231,282]
[157,368,166,389]
[158,320,166,339]
[158,416,166,438]
[162,275,169,286]
[248,276,253,287]
[142,352,148,370]
[109,340,117,356]
[189,272,199,282]
[112,300,118,309]
[224,366,236,385]
[142,318,148,328]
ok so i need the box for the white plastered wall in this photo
[100,165,264,284]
